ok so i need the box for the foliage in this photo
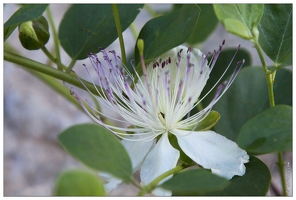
[4,4,292,196]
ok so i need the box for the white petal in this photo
[122,136,154,170]
[174,129,249,179]
[99,172,122,193]
[140,133,180,196]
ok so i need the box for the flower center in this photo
[158,112,166,126]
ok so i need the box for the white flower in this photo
[71,41,249,196]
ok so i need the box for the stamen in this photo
[164,71,171,103]
[195,42,242,106]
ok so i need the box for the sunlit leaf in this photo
[213,4,264,39]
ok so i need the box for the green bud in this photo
[137,39,144,56]
[251,26,259,42]
[18,16,50,50]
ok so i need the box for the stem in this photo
[112,4,126,65]
[138,165,184,196]
[144,4,159,18]
[46,6,63,71]
[66,58,77,73]
[130,177,142,190]
[277,153,287,196]
[40,45,68,70]
[130,23,138,40]
[4,50,102,95]
[253,42,275,107]
[254,41,287,196]
[40,46,57,63]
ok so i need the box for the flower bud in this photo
[18,16,50,50]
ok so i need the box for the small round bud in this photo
[252,26,259,42]
[18,16,50,50]
[137,39,144,56]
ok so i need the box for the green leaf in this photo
[213,67,292,141]
[258,4,292,67]
[135,4,200,69]
[58,4,143,60]
[58,123,132,182]
[53,169,105,196]
[213,4,264,39]
[4,4,48,41]
[159,169,229,196]
[200,48,251,107]
[237,105,292,155]
[205,156,271,196]
[194,110,220,131]
[187,4,218,44]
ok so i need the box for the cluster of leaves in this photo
[4,4,292,196]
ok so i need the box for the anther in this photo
[187,47,192,53]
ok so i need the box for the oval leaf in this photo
[213,67,292,141]
[53,169,105,196]
[59,4,143,60]
[58,123,132,182]
[4,4,48,41]
[205,156,271,196]
[135,4,200,68]
[258,4,292,67]
[237,105,292,155]
[213,4,264,39]
[159,169,229,196]
[187,4,218,44]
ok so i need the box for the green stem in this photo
[144,4,159,18]
[253,42,275,107]
[40,45,68,70]
[112,4,126,65]
[41,46,57,63]
[254,41,287,196]
[277,153,287,196]
[4,50,102,95]
[46,6,63,71]
[130,177,142,190]
[138,165,184,196]
[66,58,77,73]
[130,23,138,40]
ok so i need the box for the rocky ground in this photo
[3,4,292,196]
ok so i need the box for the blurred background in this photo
[3,3,292,196]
